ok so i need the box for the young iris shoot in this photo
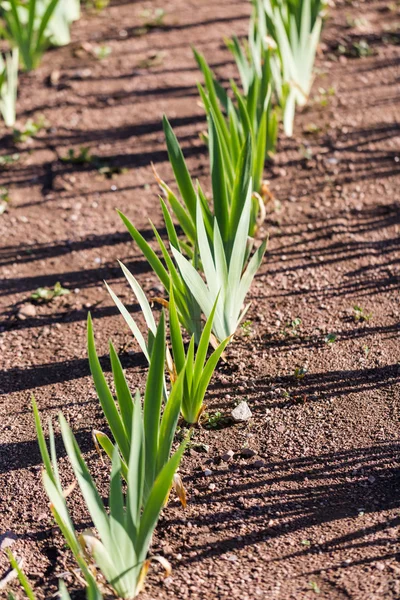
[194,43,279,204]
[32,399,105,600]
[258,0,323,135]
[117,205,203,342]
[172,189,267,343]
[0,0,62,71]
[168,287,230,424]
[161,113,265,251]
[107,263,229,424]
[88,312,184,494]
[45,0,81,46]
[33,398,184,599]
[0,48,18,127]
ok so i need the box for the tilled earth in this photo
[0,0,399,598]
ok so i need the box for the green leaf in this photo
[163,115,197,222]
[138,441,186,557]
[168,286,185,373]
[119,261,157,335]
[94,430,128,482]
[59,414,113,551]
[105,281,149,361]
[157,367,184,474]
[109,341,134,442]
[32,396,53,484]
[6,550,35,600]
[230,135,253,233]
[193,296,219,383]
[209,115,229,243]
[143,312,165,490]
[117,210,170,290]
[87,314,130,463]
[126,391,144,529]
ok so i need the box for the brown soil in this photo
[0,0,399,598]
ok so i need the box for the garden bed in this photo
[0,0,399,598]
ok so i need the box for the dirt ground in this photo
[0,0,399,598]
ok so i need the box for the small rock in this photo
[0,531,17,550]
[253,460,265,468]
[231,401,252,423]
[224,554,238,562]
[221,450,235,462]
[48,70,61,87]
[375,562,385,571]
[72,68,92,80]
[17,303,36,320]
[203,469,212,477]
[241,448,257,458]
[208,483,216,490]
[368,475,376,484]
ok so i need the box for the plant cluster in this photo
[0,0,83,126]
[7,0,327,597]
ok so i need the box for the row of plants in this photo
[6,0,326,597]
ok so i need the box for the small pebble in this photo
[231,401,252,423]
[0,531,17,550]
[17,303,36,320]
[221,450,235,462]
[241,448,257,458]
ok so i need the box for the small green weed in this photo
[241,320,253,337]
[93,45,112,60]
[312,86,335,107]
[309,580,321,594]
[362,344,370,358]
[13,117,46,143]
[353,305,372,322]
[204,411,228,429]
[31,282,69,303]
[0,187,10,214]
[140,8,166,28]
[352,40,374,57]
[61,148,127,178]
[85,0,109,10]
[0,153,19,166]
[137,51,166,68]
[338,40,374,58]
[282,317,302,337]
[294,365,308,380]
[299,145,313,160]
[97,165,127,179]
[346,15,369,28]
[303,122,322,135]
[324,333,337,344]
[61,146,93,165]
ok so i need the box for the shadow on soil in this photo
[0,226,167,269]
[264,201,400,298]
[0,346,147,397]
[175,441,400,570]
[209,363,400,411]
